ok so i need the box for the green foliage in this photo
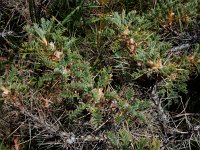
[90,109,103,128]
[0,142,6,150]
[22,18,93,93]
[146,0,199,29]
[134,138,148,150]
[0,0,199,149]
[103,9,199,107]
[107,129,161,150]
[20,18,152,129]
[107,127,132,149]
[97,68,113,88]
[124,87,134,100]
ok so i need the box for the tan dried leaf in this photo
[92,88,104,102]
[0,86,10,95]
[122,28,131,37]
[54,51,64,60]
[147,59,163,69]
[41,37,48,46]
[166,11,175,26]
[99,0,107,6]
[49,42,55,50]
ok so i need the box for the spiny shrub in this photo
[0,18,153,148]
